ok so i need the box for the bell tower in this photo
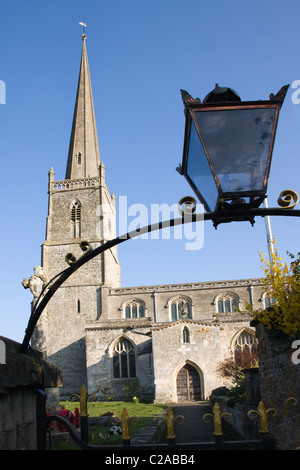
[33,34,121,397]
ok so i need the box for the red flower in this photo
[102,411,116,416]
[46,412,53,430]
[74,407,80,428]
[57,409,75,432]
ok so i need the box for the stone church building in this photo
[28,34,266,403]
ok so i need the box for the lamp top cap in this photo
[203,84,241,104]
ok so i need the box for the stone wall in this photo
[152,318,253,403]
[211,325,300,449]
[85,318,155,401]
[109,280,264,324]
[0,336,62,450]
[210,368,261,440]
[253,323,300,450]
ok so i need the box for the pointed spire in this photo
[65,33,100,179]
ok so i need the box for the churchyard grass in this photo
[60,399,167,421]
[51,400,168,449]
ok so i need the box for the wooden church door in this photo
[176,364,201,401]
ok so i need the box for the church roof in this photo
[65,33,100,179]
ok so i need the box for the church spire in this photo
[65,33,100,179]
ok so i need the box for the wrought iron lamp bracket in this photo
[178,189,299,228]
[19,191,300,355]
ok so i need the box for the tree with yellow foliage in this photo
[253,240,300,337]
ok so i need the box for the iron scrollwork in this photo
[178,196,197,217]
[65,241,92,266]
[20,205,300,355]
[283,397,297,418]
[277,190,299,209]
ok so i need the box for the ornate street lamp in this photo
[177,84,289,225]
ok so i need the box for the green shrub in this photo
[122,379,142,401]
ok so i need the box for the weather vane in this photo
[79,22,86,34]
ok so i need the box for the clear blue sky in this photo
[1,0,299,343]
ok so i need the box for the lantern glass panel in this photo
[186,120,219,211]
[194,106,277,195]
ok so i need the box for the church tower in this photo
[34,34,121,397]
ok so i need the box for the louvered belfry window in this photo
[71,201,81,238]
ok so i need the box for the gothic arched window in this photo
[71,200,81,238]
[125,300,145,319]
[217,294,238,313]
[234,330,258,367]
[263,294,275,309]
[112,338,136,379]
[171,297,192,321]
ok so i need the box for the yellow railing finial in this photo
[111,408,140,441]
[247,401,277,434]
[203,402,232,436]
[69,384,97,417]
[156,406,185,441]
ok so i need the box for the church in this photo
[28,33,265,403]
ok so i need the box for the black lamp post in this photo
[178,84,289,226]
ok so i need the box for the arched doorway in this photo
[176,364,202,402]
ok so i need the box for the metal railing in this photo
[36,386,296,451]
